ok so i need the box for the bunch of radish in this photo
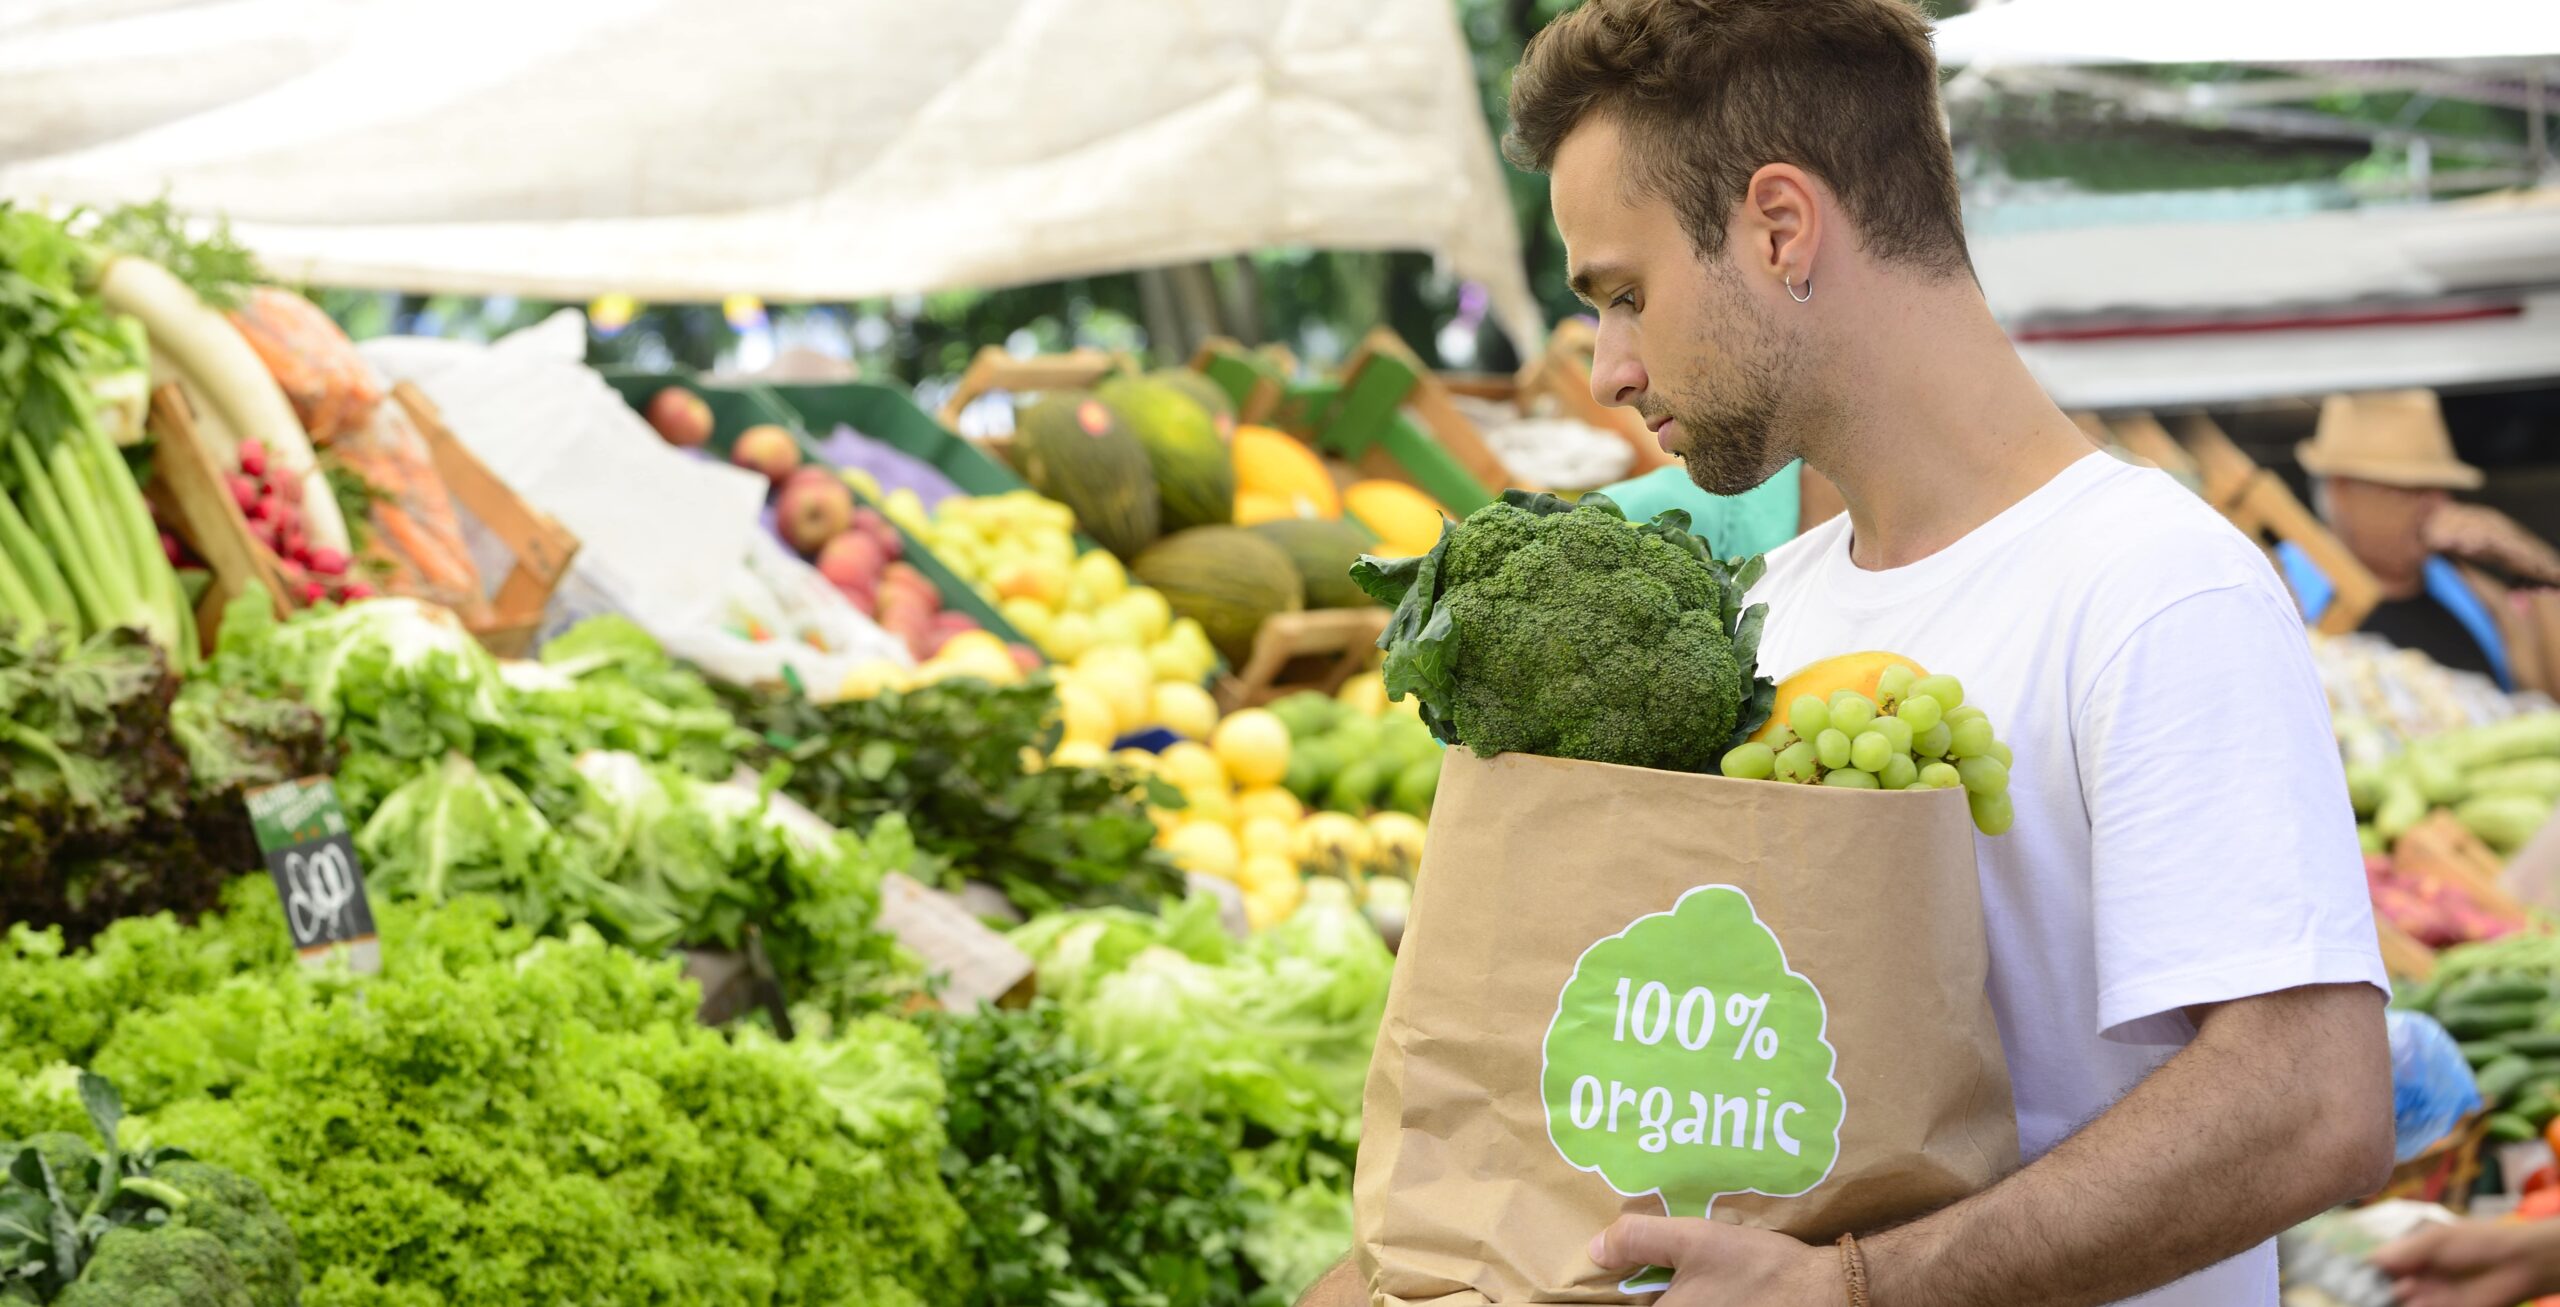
[226,437,370,606]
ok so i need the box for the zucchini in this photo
[2441,1001,2546,1040]
[2401,974,2450,1015]
[2487,1112,2542,1144]
[2447,976,2553,1008]
[2463,1039,2512,1069]
[2476,1054,2537,1105]
[2508,1033,2560,1059]
[2520,1081,2560,1129]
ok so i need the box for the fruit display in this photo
[1233,424,1341,523]
[1267,679,1444,821]
[1098,689,1427,934]
[2350,713,2560,855]
[902,489,1218,690]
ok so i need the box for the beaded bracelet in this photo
[1836,1233,1871,1307]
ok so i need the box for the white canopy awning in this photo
[1934,0,2560,66]
[1970,191,2560,409]
[0,0,1544,349]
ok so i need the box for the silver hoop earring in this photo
[1786,275,1813,304]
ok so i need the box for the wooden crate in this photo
[151,381,576,657]
[1517,318,1675,477]
[394,384,580,656]
[1316,328,1508,512]
[935,346,1131,459]
[1215,607,1389,712]
[2170,414,2382,637]
[147,382,288,647]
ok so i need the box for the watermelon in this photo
[1101,375,1236,534]
[1249,518,1381,609]
[1131,526,1303,665]
[1012,391,1160,559]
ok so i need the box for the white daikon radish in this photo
[96,254,351,553]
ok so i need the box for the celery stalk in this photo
[0,483,76,632]
[10,438,113,632]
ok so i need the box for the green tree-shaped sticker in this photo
[1541,885,1846,1295]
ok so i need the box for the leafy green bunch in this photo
[725,676,1187,917]
[927,1004,1257,1307]
[1352,490,1774,774]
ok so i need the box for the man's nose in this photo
[1589,327,1645,410]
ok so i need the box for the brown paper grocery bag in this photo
[1355,748,2018,1305]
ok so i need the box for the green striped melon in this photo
[1131,526,1303,665]
[1012,391,1160,559]
[1248,518,1381,609]
[1100,374,1235,534]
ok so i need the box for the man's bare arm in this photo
[1865,983,2394,1307]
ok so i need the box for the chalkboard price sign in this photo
[245,776,380,973]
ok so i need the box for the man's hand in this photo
[2373,1220,2560,1307]
[1589,1215,1836,1307]
[2424,502,2560,587]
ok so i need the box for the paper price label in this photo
[246,776,380,973]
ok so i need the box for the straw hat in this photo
[2296,389,2482,490]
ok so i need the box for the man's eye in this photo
[1609,292,1637,311]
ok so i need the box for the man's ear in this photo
[1738,163,1824,288]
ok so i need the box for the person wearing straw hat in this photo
[2283,389,2560,691]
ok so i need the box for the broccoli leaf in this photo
[1356,520,1463,747]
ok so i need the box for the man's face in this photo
[2322,477,2443,574]
[1551,116,1804,497]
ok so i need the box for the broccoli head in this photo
[56,1226,253,1307]
[158,1161,300,1307]
[1353,491,1773,773]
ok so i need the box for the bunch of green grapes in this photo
[1715,664,2016,835]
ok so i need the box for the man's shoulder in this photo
[2060,460,2287,611]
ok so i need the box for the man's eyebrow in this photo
[1568,263,1625,308]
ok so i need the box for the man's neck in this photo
[1802,283,2096,572]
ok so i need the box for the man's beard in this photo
[1658,352,1793,497]
[1652,284,1801,498]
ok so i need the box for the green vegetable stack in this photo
[0,1071,299,1307]
[2396,934,2560,1143]
[1351,490,1773,773]
[0,205,190,665]
[2351,713,2560,856]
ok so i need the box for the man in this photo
[2284,388,2560,691]
[1301,2,2392,1304]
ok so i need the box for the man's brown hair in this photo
[1506,0,1970,276]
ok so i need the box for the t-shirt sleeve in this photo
[2078,580,2388,1039]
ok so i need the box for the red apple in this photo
[730,424,802,483]
[817,531,887,588]
[774,471,855,556]
[931,611,976,637]
[1007,643,1043,675]
[646,387,714,449]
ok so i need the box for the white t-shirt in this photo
[1749,451,2386,1307]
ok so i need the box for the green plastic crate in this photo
[598,370,1037,657]
[763,381,1029,498]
